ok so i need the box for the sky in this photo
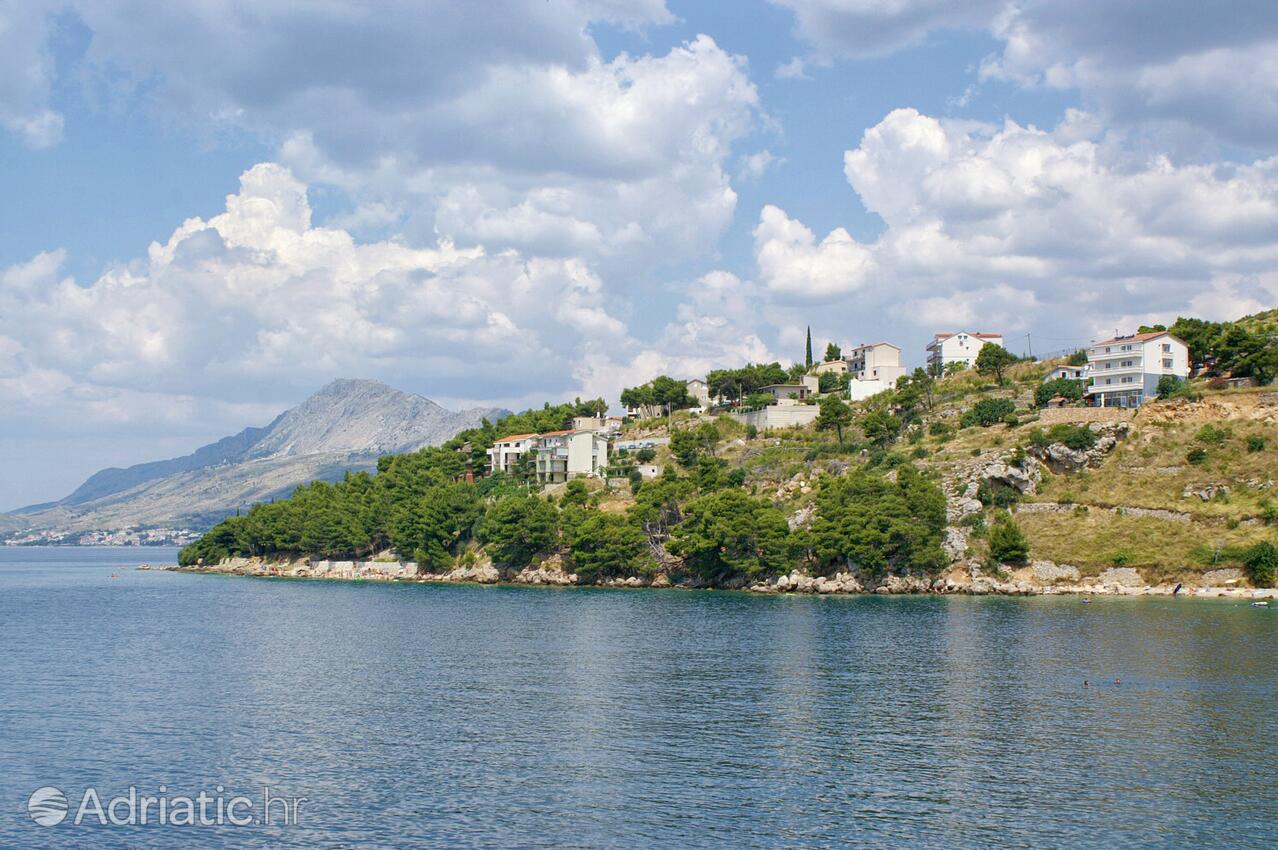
[2,0,1278,510]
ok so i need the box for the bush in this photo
[1244,542,1278,587]
[745,424,758,440]
[961,397,1016,428]
[1109,550,1132,567]
[478,495,558,568]
[1186,447,1208,465]
[1156,375,1183,399]
[1260,499,1278,526]
[988,512,1029,565]
[1242,539,1272,587]
[1035,378,1085,408]
[1196,424,1231,445]
[1028,423,1098,452]
[635,447,657,463]
[1247,435,1267,453]
[911,446,928,459]
[977,479,1021,508]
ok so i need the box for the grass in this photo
[1015,510,1274,579]
[1033,416,1278,520]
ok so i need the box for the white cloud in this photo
[737,149,784,182]
[746,108,1278,345]
[775,0,1278,151]
[0,163,648,431]
[0,1,63,147]
[753,205,875,299]
[774,56,811,80]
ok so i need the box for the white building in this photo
[846,342,907,384]
[1042,365,1088,383]
[486,433,540,475]
[926,332,1004,371]
[1086,331,1189,408]
[685,378,711,409]
[811,359,848,376]
[534,430,610,483]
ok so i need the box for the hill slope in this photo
[4,379,506,538]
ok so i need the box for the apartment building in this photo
[926,332,1004,370]
[533,430,610,484]
[846,341,906,384]
[1085,331,1189,408]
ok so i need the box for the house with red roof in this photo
[1085,331,1189,408]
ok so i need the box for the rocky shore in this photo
[142,556,1277,600]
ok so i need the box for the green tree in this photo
[975,343,1018,385]
[670,422,720,467]
[817,370,849,394]
[635,447,656,463]
[961,397,1016,427]
[1066,349,1088,366]
[478,495,558,567]
[988,511,1029,565]
[668,489,795,582]
[805,326,813,369]
[816,394,853,444]
[824,341,842,362]
[1036,378,1085,407]
[1244,542,1278,587]
[809,466,947,576]
[1156,374,1184,399]
[860,409,902,447]
[568,511,652,580]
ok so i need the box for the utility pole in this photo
[1025,333,1033,359]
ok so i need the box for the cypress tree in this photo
[805,326,813,368]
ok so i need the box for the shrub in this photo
[1028,424,1097,452]
[911,446,928,459]
[1156,374,1183,399]
[745,424,758,440]
[988,512,1029,565]
[961,397,1016,428]
[1247,435,1267,453]
[1109,550,1132,567]
[1260,499,1278,526]
[977,479,1021,508]
[1187,447,1208,465]
[1196,424,1231,445]
[1244,542,1278,587]
[928,420,953,440]
[1035,378,1085,408]
[635,447,657,463]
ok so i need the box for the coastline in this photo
[142,557,1278,600]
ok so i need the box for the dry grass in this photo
[1015,509,1272,577]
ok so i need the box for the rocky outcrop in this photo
[1183,483,1230,502]
[1095,567,1143,587]
[1027,422,1129,473]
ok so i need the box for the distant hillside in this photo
[4,379,507,537]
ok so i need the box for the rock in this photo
[1096,567,1143,588]
[1200,568,1244,586]
[1183,483,1230,502]
[651,573,671,588]
[1030,560,1080,583]
[943,527,969,562]
[788,505,815,531]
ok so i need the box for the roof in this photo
[1091,330,1183,347]
[539,429,576,437]
[850,341,901,351]
[493,433,539,443]
[932,331,1002,341]
[760,383,807,390]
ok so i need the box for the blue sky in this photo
[2,0,1277,509]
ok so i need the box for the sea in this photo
[1,546,1275,849]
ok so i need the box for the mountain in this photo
[5,379,507,538]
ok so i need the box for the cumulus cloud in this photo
[748,107,1278,344]
[753,205,875,299]
[0,163,649,430]
[775,0,1278,151]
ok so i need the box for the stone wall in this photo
[1037,407,1134,425]
[730,405,820,431]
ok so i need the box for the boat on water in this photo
[1252,601,1269,608]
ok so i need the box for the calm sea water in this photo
[1,546,1276,849]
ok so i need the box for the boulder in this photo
[1095,567,1143,588]
[1030,560,1080,583]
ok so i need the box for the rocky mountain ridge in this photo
[4,379,506,538]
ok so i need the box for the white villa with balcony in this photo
[533,430,610,484]
[486,433,540,475]
[847,342,907,384]
[926,332,1004,370]
[1085,331,1189,408]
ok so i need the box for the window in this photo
[1162,343,1171,353]
[1105,346,1112,353]
[1163,358,1172,368]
